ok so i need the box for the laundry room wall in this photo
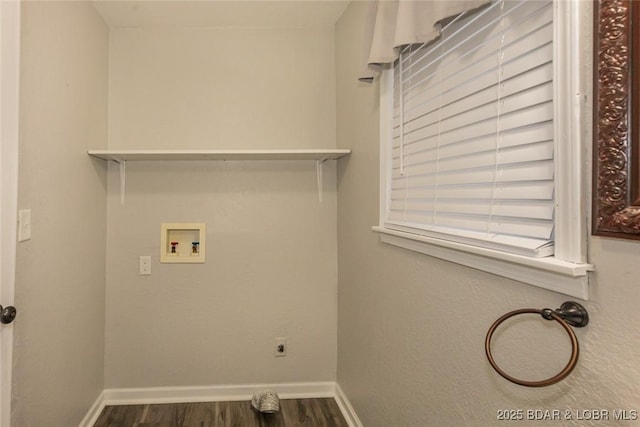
[14,1,109,425]
[335,1,640,426]
[104,25,339,388]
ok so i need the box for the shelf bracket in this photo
[112,157,126,205]
[316,157,330,203]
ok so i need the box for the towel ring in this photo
[485,301,589,387]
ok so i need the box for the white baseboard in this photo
[335,383,364,427]
[79,381,361,427]
[78,391,105,427]
[102,381,336,405]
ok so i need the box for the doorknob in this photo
[0,305,17,324]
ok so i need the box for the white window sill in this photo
[372,226,593,300]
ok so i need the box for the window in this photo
[373,0,593,299]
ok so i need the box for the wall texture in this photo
[104,26,338,388]
[336,2,640,426]
[14,2,108,426]
[108,26,336,150]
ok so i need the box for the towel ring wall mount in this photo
[485,301,589,387]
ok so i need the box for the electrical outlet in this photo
[274,337,287,357]
[139,256,151,275]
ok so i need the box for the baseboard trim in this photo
[78,391,105,427]
[335,383,364,427]
[102,381,336,405]
[79,381,362,427]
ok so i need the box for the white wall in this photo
[336,2,640,426]
[14,2,109,426]
[108,27,336,150]
[104,26,338,388]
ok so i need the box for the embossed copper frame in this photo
[593,0,640,239]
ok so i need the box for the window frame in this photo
[373,0,593,299]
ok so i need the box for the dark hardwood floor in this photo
[93,398,349,427]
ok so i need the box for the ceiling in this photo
[93,0,351,28]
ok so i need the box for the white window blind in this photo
[385,0,554,258]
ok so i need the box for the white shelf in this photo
[87,149,351,162]
[89,148,350,204]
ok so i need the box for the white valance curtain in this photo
[361,0,491,82]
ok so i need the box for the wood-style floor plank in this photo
[95,405,146,426]
[93,398,347,427]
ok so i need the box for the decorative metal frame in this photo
[593,0,640,239]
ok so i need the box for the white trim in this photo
[379,67,394,228]
[398,50,405,176]
[335,384,364,427]
[77,392,105,427]
[102,381,336,405]
[373,226,591,300]
[78,382,363,427]
[552,0,588,263]
[0,1,21,426]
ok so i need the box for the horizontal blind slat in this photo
[402,3,552,103]
[402,0,551,88]
[390,199,554,220]
[400,62,553,131]
[392,141,553,175]
[391,161,554,189]
[384,220,554,256]
[398,44,553,131]
[396,102,553,146]
[386,213,553,240]
[400,82,553,138]
[390,181,554,201]
[387,0,554,257]
[402,39,552,114]
[392,121,553,162]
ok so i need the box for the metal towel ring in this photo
[485,301,589,387]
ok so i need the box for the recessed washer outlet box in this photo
[160,223,205,263]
